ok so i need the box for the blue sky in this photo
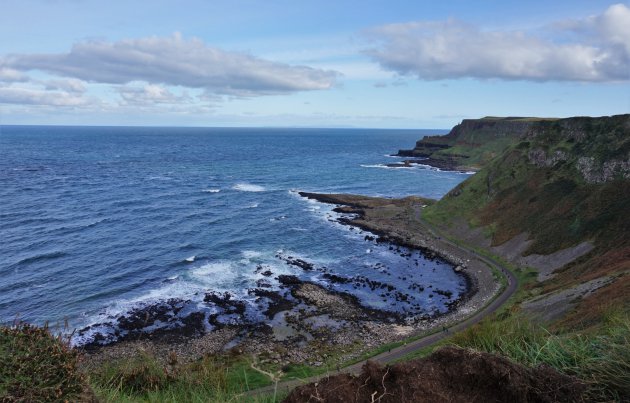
[0,0,628,128]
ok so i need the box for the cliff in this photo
[421,114,630,328]
[398,117,566,171]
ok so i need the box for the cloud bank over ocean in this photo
[365,3,630,82]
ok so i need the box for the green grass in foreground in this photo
[0,321,284,402]
[450,311,630,402]
[89,352,281,402]
[0,322,87,402]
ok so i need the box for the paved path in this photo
[247,214,518,400]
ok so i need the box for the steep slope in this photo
[422,114,630,328]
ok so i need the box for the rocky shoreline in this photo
[386,156,473,172]
[80,192,499,371]
[297,192,499,320]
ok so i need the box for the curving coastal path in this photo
[247,200,518,399]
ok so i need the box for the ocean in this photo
[0,126,472,345]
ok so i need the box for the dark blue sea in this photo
[0,126,472,345]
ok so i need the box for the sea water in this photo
[0,126,471,344]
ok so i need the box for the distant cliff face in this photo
[397,117,544,170]
[400,115,630,182]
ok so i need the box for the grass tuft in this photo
[0,322,88,402]
[450,312,630,401]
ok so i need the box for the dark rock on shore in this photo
[79,298,207,351]
[276,253,315,271]
[277,274,302,286]
[249,288,297,319]
[204,291,246,315]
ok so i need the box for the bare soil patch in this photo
[283,346,584,403]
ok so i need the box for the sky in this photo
[0,0,629,128]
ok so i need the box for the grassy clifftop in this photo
[397,117,559,170]
[423,114,630,328]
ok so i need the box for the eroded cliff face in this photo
[521,115,630,184]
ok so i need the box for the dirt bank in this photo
[284,346,584,403]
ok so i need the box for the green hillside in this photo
[424,114,630,327]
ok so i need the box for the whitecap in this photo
[241,250,263,259]
[413,163,442,171]
[232,183,265,192]
[202,189,221,193]
[360,164,413,169]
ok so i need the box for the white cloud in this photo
[365,3,630,82]
[2,33,338,96]
[0,87,90,106]
[570,3,630,53]
[0,67,28,83]
[116,84,191,105]
[44,78,86,93]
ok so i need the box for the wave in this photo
[11,166,47,172]
[241,250,263,259]
[360,164,413,169]
[232,183,266,192]
[202,189,221,193]
[409,162,441,171]
[17,251,68,265]
[410,163,473,174]
[147,175,173,181]
[83,218,108,228]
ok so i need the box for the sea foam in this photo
[360,164,412,169]
[232,183,266,192]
